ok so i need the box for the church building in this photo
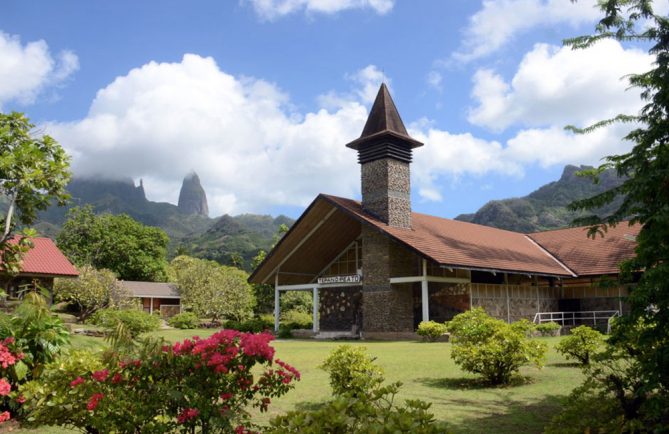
[249,84,638,339]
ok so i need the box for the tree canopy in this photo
[170,255,255,321]
[0,112,71,274]
[56,206,169,282]
[54,265,135,322]
[564,0,669,429]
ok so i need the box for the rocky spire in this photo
[177,172,209,216]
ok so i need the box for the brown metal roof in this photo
[323,195,574,277]
[528,223,640,276]
[120,281,180,298]
[250,194,640,284]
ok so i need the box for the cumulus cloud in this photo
[453,0,600,62]
[46,55,370,215]
[44,53,640,210]
[245,0,394,20]
[0,31,79,108]
[468,40,652,131]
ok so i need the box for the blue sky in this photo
[1,0,660,219]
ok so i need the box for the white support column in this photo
[312,287,319,334]
[274,274,280,333]
[421,259,429,323]
[618,286,623,314]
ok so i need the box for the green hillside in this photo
[455,165,624,232]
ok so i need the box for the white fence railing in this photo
[533,310,620,333]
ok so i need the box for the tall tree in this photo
[57,206,169,281]
[565,0,669,428]
[0,112,71,273]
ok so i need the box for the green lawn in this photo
[19,330,582,433]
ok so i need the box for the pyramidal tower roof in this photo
[345,83,423,162]
[361,83,409,137]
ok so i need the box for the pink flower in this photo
[70,376,85,388]
[0,378,11,396]
[87,393,104,411]
[177,408,199,424]
[92,369,109,382]
[111,373,123,384]
[0,411,10,423]
[16,395,25,404]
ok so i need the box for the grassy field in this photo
[9,330,583,433]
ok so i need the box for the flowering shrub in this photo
[167,312,200,329]
[0,336,25,425]
[88,308,160,337]
[22,330,299,433]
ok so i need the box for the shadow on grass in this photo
[547,362,581,368]
[293,400,329,412]
[443,394,565,434]
[418,375,534,390]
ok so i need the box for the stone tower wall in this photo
[361,158,411,228]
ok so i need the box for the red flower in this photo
[0,411,10,423]
[92,369,109,382]
[220,392,233,400]
[70,376,85,388]
[0,378,11,396]
[111,373,123,384]
[87,393,104,411]
[177,407,199,424]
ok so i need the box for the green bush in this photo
[224,316,274,333]
[1,292,70,380]
[89,308,160,337]
[167,312,199,329]
[417,321,448,342]
[19,349,105,428]
[281,309,312,330]
[447,308,547,385]
[268,382,446,434]
[270,345,445,433]
[555,325,604,365]
[536,321,561,336]
[510,318,536,336]
[320,345,384,397]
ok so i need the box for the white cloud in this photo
[410,127,523,201]
[46,55,370,216]
[468,40,652,131]
[453,0,600,62]
[504,123,633,168]
[0,31,79,108]
[426,70,442,91]
[245,0,394,20]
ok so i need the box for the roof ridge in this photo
[523,235,577,277]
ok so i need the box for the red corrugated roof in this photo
[5,237,79,277]
[528,223,640,276]
[322,195,575,277]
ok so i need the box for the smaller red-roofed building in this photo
[1,237,78,300]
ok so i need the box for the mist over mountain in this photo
[32,173,293,270]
